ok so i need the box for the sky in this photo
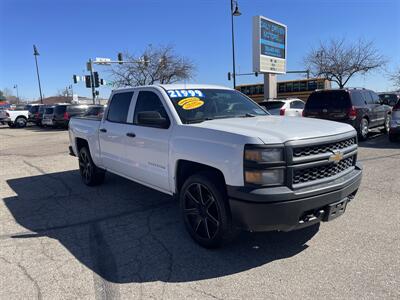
[0,0,399,101]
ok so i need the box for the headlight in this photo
[244,148,283,163]
[244,145,286,186]
[245,169,285,185]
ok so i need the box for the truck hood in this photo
[192,116,355,144]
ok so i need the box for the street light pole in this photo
[13,84,19,104]
[230,0,241,89]
[33,45,44,104]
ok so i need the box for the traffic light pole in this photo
[88,59,96,104]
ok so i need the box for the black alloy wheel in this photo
[78,147,105,186]
[180,172,234,248]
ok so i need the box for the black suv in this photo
[303,88,392,140]
[28,104,44,125]
[53,104,90,128]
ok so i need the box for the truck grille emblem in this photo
[329,151,344,164]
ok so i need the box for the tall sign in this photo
[253,16,287,74]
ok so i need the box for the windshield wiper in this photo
[239,113,256,118]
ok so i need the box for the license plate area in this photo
[322,198,348,222]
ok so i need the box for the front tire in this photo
[78,147,105,186]
[358,118,369,141]
[180,172,234,248]
[381,114,391,134]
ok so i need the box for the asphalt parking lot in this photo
[0,125,399,300]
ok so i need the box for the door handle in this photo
[126,132,136,138]
[99,128,107,133]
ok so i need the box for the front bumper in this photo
[227,163,362,232]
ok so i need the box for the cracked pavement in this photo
[0,125,399,299]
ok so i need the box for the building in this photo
[236,78,331,102]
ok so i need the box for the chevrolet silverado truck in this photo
[68,84,362,248]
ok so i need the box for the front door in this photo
[123,89,172,192]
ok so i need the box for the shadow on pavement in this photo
[358,131,400,149]
[4,170,319,283]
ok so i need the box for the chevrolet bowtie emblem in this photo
[329,151,344,164]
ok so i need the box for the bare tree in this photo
[110,45,196,87]
[304,38,386,88]
[389,67,400,90]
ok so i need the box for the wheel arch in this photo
[175,160,227,195]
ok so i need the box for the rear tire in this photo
[180,172,234,248]
[78,147,105,186]
[358,118,369,141]
[15,117,27,128]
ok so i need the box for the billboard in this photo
[253,16,287,74]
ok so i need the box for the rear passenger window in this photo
[370,92,380,104]
[362,91,374,104]
[290,101,305,109]
[133,91,169,125]
[351,91,365,106]
[107,92,134,123]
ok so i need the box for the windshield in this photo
[45,107,54,114]
[166,89,267,124]
[379,94,398,106]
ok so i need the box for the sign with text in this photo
[253,16,287,74]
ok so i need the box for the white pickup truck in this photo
[0,104,30,127]
[69,84,362,248]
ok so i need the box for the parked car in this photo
[259,99,305,116]
[28,104,44,125]
[41,106,55,127]
[83,105,105,118]
[53,104,89,128]
[389,99,400,142]
[0,104,30,128]
[303,88,392,140]
[69,84,362,248]
[379,92,400,107]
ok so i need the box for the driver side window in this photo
[133,91,170,127]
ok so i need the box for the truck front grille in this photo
[293,137,356,158]
[293,156,355,185]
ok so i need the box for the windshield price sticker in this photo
[167,89,204,98]
[177,97,204,110]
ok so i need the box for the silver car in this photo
[389,100,400,142]
[41,106,55,127]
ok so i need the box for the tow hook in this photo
[299,209,325,224]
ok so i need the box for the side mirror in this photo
[137,111,170,128]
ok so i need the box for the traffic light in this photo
[73,75,78,84]
[100,79,105,85]
[93,72,100,88]
[255,72,259,77]
[85,75,91,88]
[118,52,123,64]
[228,72,231,81]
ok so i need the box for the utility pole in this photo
[33,45,44,104]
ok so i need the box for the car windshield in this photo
[379,94,398,106]
[166,89,267,124]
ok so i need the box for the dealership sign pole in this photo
[252,16,287,100]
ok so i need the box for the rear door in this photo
[98,91,134,173]
[362,91,378,126]
[370,91,386,126]
[123,89,172,192]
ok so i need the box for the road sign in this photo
[95,57,111,65]
[253,16,287,74]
